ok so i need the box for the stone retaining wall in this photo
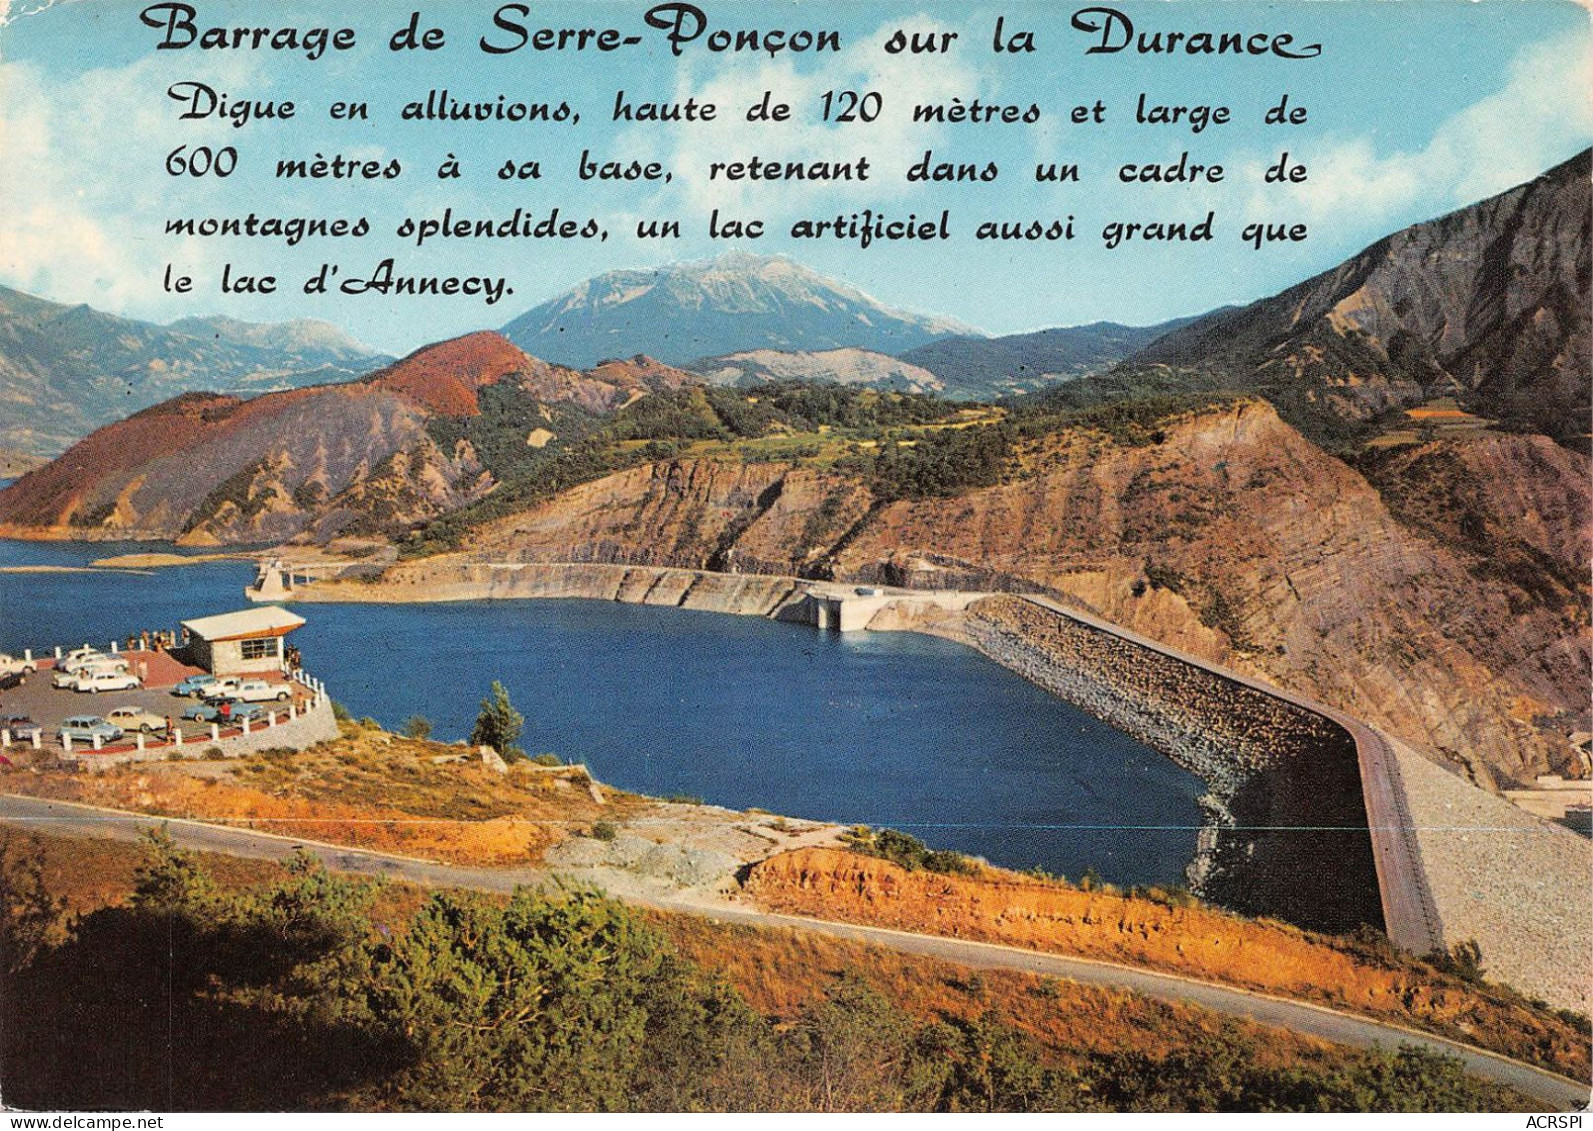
[298,560,808,618]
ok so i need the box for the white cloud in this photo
[1237,26,1592,225]
[0,52,263,312]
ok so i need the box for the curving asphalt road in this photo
[1,792,1586,1110]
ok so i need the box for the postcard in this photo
[0,0,1588,1116]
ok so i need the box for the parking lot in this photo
[1,652,309,754]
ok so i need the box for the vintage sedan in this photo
[57,716,124,745]
[105,706,171,734]
[73,670,142,694]
[181,698,266,725]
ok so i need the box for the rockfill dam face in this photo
[963,595,1385,937]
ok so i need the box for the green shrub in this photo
[590,820,618,842]
[402,716,432,741]
[840,826,977,876]
[470,681,524,761]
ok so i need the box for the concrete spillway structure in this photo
[796,584,982,632]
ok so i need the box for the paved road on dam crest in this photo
[1,794,1586,1110]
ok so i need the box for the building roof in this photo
[182,606,306,642]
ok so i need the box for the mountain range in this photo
[499,252,981,368]
[0,286,389,457]
[0,257,1199,461]
[0,333,701,545]
[1051,149,1591,447]
[898,318,1210,399]
[0,152,1587,792]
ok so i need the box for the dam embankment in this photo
[293,558,809,616]
[293,558,1387,938]
[961,596,1385,937]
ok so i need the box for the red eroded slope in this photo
[0,391,307,528]
[364,331,532,416]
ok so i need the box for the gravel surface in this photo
[1392,737,1592,1013]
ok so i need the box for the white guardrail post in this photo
[172,726,183,747]
[210,724,220,742]
[62,734,71,753]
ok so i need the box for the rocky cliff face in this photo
[1358,432,1591,618]
[460,401,1588,785]
[1073,150,1591,445]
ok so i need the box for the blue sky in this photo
[1,0,1588,354]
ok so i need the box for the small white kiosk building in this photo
[181,607,305,677]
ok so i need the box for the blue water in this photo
[0,539,1205,885]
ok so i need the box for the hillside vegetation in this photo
[0,829,1539,1112]
[3,722,632,866]
[747,847,1589,1080]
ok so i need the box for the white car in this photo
[232,679,294,703]
[180,676,241,699]
[53,659,129,687]
[65,656,130,676]
[106,706,170,734]
[73,670,142,694]
[0,653,37,677]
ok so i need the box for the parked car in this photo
[62,656,130,677]
[173,674,223,697]
[63,646,104,666]
[173,675,240,699]
[182,698,266,725]
[73,670,142,694]
[52,658,131,687]
[2,715,42,741]
[0,671,26,691]
[105,706,170,734]
[57,716,124,745]
[232,679,294,703]
[0,653,37,677]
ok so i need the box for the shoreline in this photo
[283,556,1387,939]
[3,543,1586,1011]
